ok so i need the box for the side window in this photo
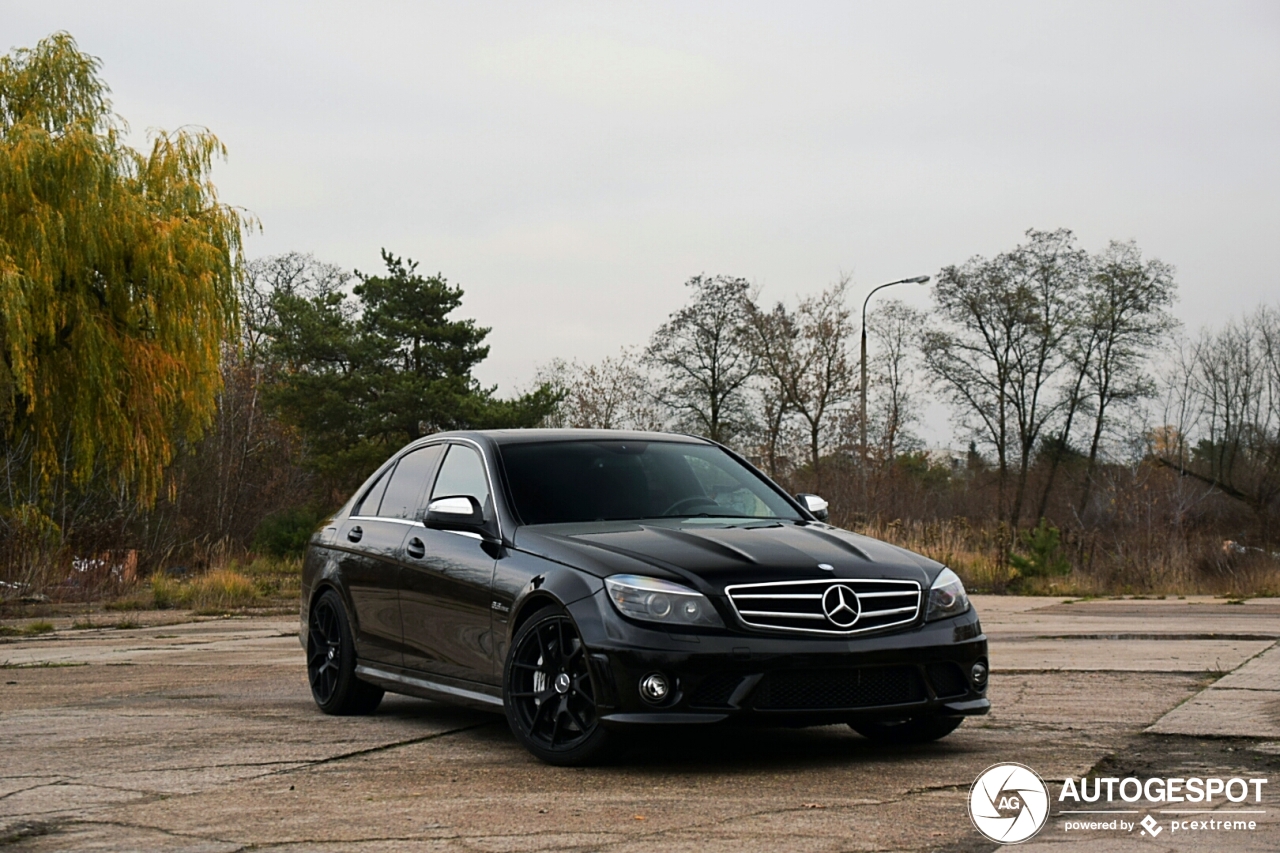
[377,445,445,519]
[352,467,391,517]
[430,445,491,514]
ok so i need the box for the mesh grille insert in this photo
[688,673,745,708]
[926,662,969,699]
[753,666,926,710]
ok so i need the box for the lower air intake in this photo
[753,666,926,710]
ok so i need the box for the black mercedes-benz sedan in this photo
[300,429,988,764]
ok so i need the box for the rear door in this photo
[339,445,444,668]
[399,443,499,684]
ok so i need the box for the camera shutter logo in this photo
[969,763,1050,844]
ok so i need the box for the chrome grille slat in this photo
[862,605,918,617]
[724,578,922,636]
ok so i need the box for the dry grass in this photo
[851,516,1280,597]
[852,517,1015,592]
[151,569,259,611]
[142,555,301,611]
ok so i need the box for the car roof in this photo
[430,428,713,447]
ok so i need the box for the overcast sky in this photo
[9,2,1280,408]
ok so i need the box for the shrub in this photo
[1009,518,1072,579]
[253,508,324,558]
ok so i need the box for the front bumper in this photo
[567,590,989,727]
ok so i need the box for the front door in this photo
[400,443,499,684]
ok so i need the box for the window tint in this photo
[685,455,775,518]
[377,445,444,519]
[498,441,801,524]
[430,445,491,513]
[353,467,390,517]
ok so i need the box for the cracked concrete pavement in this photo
[1,596,1278,851]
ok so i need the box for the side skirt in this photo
[354,664,504,712]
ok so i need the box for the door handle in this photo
[347,526,363,543]
[406,537,425,559]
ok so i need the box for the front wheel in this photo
[307,589,384,716]
[504,606,613,765]
[850,715,963,744]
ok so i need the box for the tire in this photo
[307,589,384,716]
[850,715,963,744]
[503,606,614,766]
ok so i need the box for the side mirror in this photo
[424,495,486,532]
[796,493,829,522]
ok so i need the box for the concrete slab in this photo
[1148,644,1280,738]
[1215,643,1280,690]
[3,601,1278,851]
[974,596,1280,640]
[994,639,1272,673]
[1147,687,1280,737]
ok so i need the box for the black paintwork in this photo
[300,429,989,724]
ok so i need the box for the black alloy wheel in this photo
[504,607,613,765]
[850,715,963,744]
[307,589,384,716]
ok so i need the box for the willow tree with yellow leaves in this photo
[0,32,248,517]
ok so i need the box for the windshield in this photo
[498,440,803,525]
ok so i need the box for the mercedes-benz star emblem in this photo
[820,584,860,628]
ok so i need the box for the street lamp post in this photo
[860,275,930,467]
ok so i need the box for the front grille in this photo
[688,673,745,708]
[724,578,921,635]
[926,662,968,699]
[753,666,926,710]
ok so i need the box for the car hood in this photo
[512,520,943,592]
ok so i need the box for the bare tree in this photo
[866,299,925,463]
[790,282,858,488]
[1074,241,1178,514]
[180,253,352,546]
[923,229,1085,529]
[645,275,758,445]
[538,348,664,431]
[745,280,856,488]
[241,252,351,363]
[1156,306,1280,528]
[744,301,797,478]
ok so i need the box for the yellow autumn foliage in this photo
[0,32,251,505]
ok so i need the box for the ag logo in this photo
[969,763,1050,844]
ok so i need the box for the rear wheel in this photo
[307,589,384,715]
[850,715,963,744]
[504,607,613,765]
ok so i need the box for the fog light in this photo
[639,672,670,703]
[971,662,988,686]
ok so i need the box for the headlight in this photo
[604,575,724,628]
[925,567,970,622]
